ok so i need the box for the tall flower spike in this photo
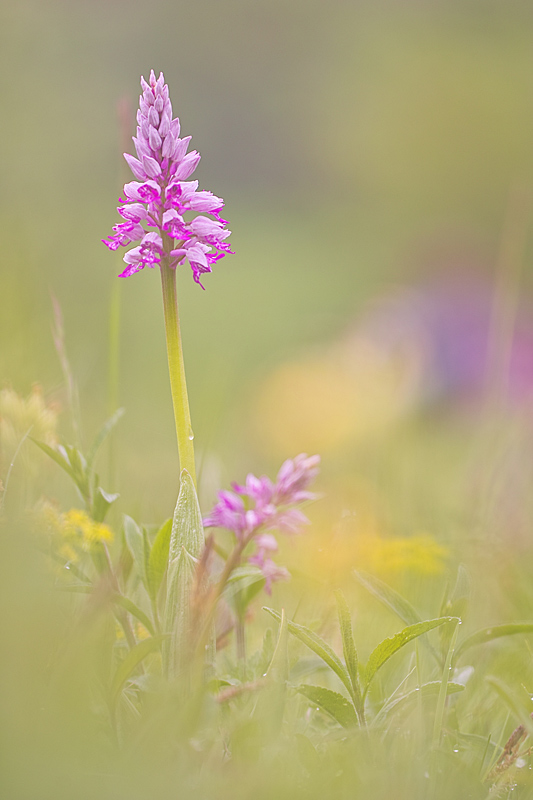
[103,70,233,288]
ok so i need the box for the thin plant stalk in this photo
[159,253,196,485]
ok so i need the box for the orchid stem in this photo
[160,259,196,485]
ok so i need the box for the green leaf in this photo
[354,570,440,663]
[163,469,205,677]
[110,635,166,702]
[31,439,77,482]
[92,487,120,523]
[297,684,358,728]
[376,681,465,723]
[113,595,155,636]
[123,515,149,586]
[163,471,206,678]
[486,676,533,737]
[264,607,352,696]
[335,590,361,709]
[86,408,125,473]
[454,623,533,664]
[63,445,90,498]
[168,469,204,562]
[163,547,198,678]
[364,617,458,691]
[146,518,172,600]
[32,439,93,502]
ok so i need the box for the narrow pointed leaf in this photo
[335,590,361,706]
[123,515,148,585]
[113,594,155,636]
[364,617,457,691]
[31,438,77,482]
[111,635,166,701]
[92,487,120,523]
[163,471,206,678]
[454,623,533,664]
[163,547,198,678]
[146,518,172,600]
[168,469,204,562]
[63,445,90,497]
[264,607,352,695]
[297,684,357,728]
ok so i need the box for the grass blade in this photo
[335,590,363,718]
[147,518,172,601]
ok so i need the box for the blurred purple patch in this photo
[350,271,533,409]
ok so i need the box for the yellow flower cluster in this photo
[300,525,448,583]
[39,503,113,562]
[355,533,448,576]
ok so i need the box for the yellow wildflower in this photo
[34,502,113,561]
[356,533,448,576]
[300,528,447,584]
[62,509,113,550]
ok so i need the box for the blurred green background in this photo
[2,0,533,526]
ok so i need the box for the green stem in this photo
[159,259,196,484]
